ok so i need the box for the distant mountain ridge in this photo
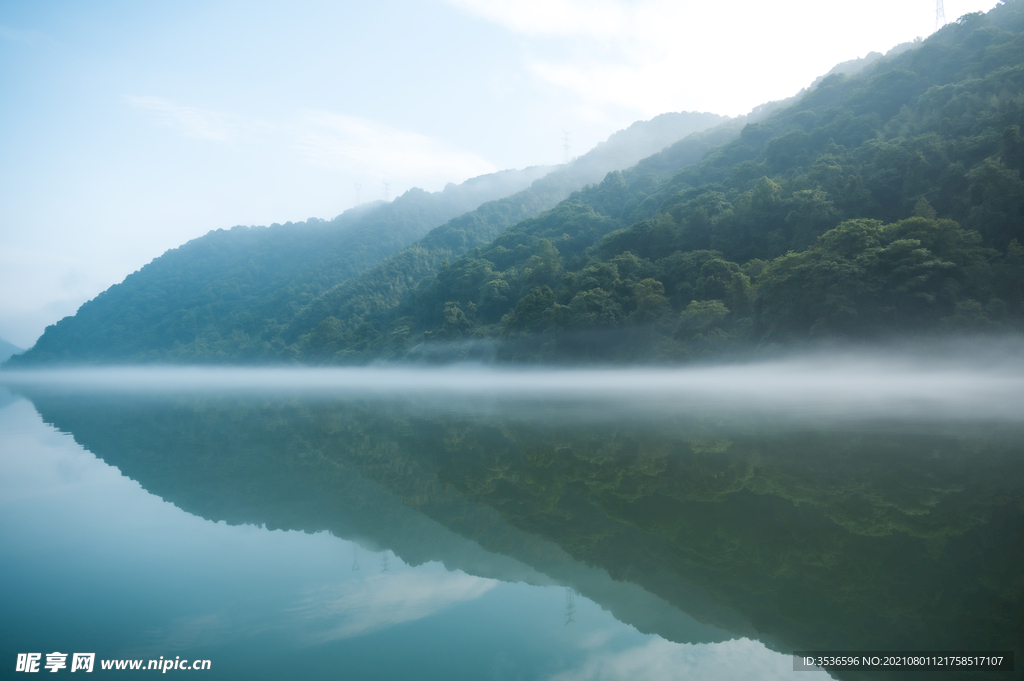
[0,337,22,364]
[4,164,556,365]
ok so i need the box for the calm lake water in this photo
[1,363,1022,680]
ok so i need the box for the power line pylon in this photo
[354,183,362,204]
[936,0,946,29]
[382,181,391,202]
[561,130,571,164]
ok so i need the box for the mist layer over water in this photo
[3,350,1024,424]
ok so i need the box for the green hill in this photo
[6,111,726,367]
[288,116,745,362]
[6,166,552,365]
[294,3,1024,364]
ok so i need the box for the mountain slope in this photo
[6,166,557,365]
[290,117,746,361]
[6,111,726,366]
[293,2,1024,364]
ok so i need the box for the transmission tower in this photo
[382,181,391,202]
[561,129,572,164]
[351,544,360,572]
[354,183,362,204]
[380,552,391,573]
[936,0,946,29]
[564,587,577,625]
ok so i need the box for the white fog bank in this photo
[2,349,1023,424]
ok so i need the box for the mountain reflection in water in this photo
[3,362,1023,680]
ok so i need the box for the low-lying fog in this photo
[3,343,1023,424]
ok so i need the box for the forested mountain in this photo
[5,111,726,366]
[294,2,1024,364]
[8,1,1024,368]
[286,115,743,360]
[5,166,550,364]
[807,38,920,90]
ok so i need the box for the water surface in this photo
[2,363,1022,680]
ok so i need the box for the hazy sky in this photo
[0,0,1000,349]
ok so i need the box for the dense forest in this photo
[6,1,1024,367]
[297,3,1024,364]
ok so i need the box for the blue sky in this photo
[0,0,1000,349]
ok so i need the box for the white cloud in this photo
[288,567,496,644]
[444,0,1000,117]
[443,0,630,38]
[546,637,806,681]
[125,97,496,183]
[290,109,497,182]
[124,96,265,143]
[444,0,817,116]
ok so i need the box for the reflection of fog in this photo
[3,344,1024,424]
